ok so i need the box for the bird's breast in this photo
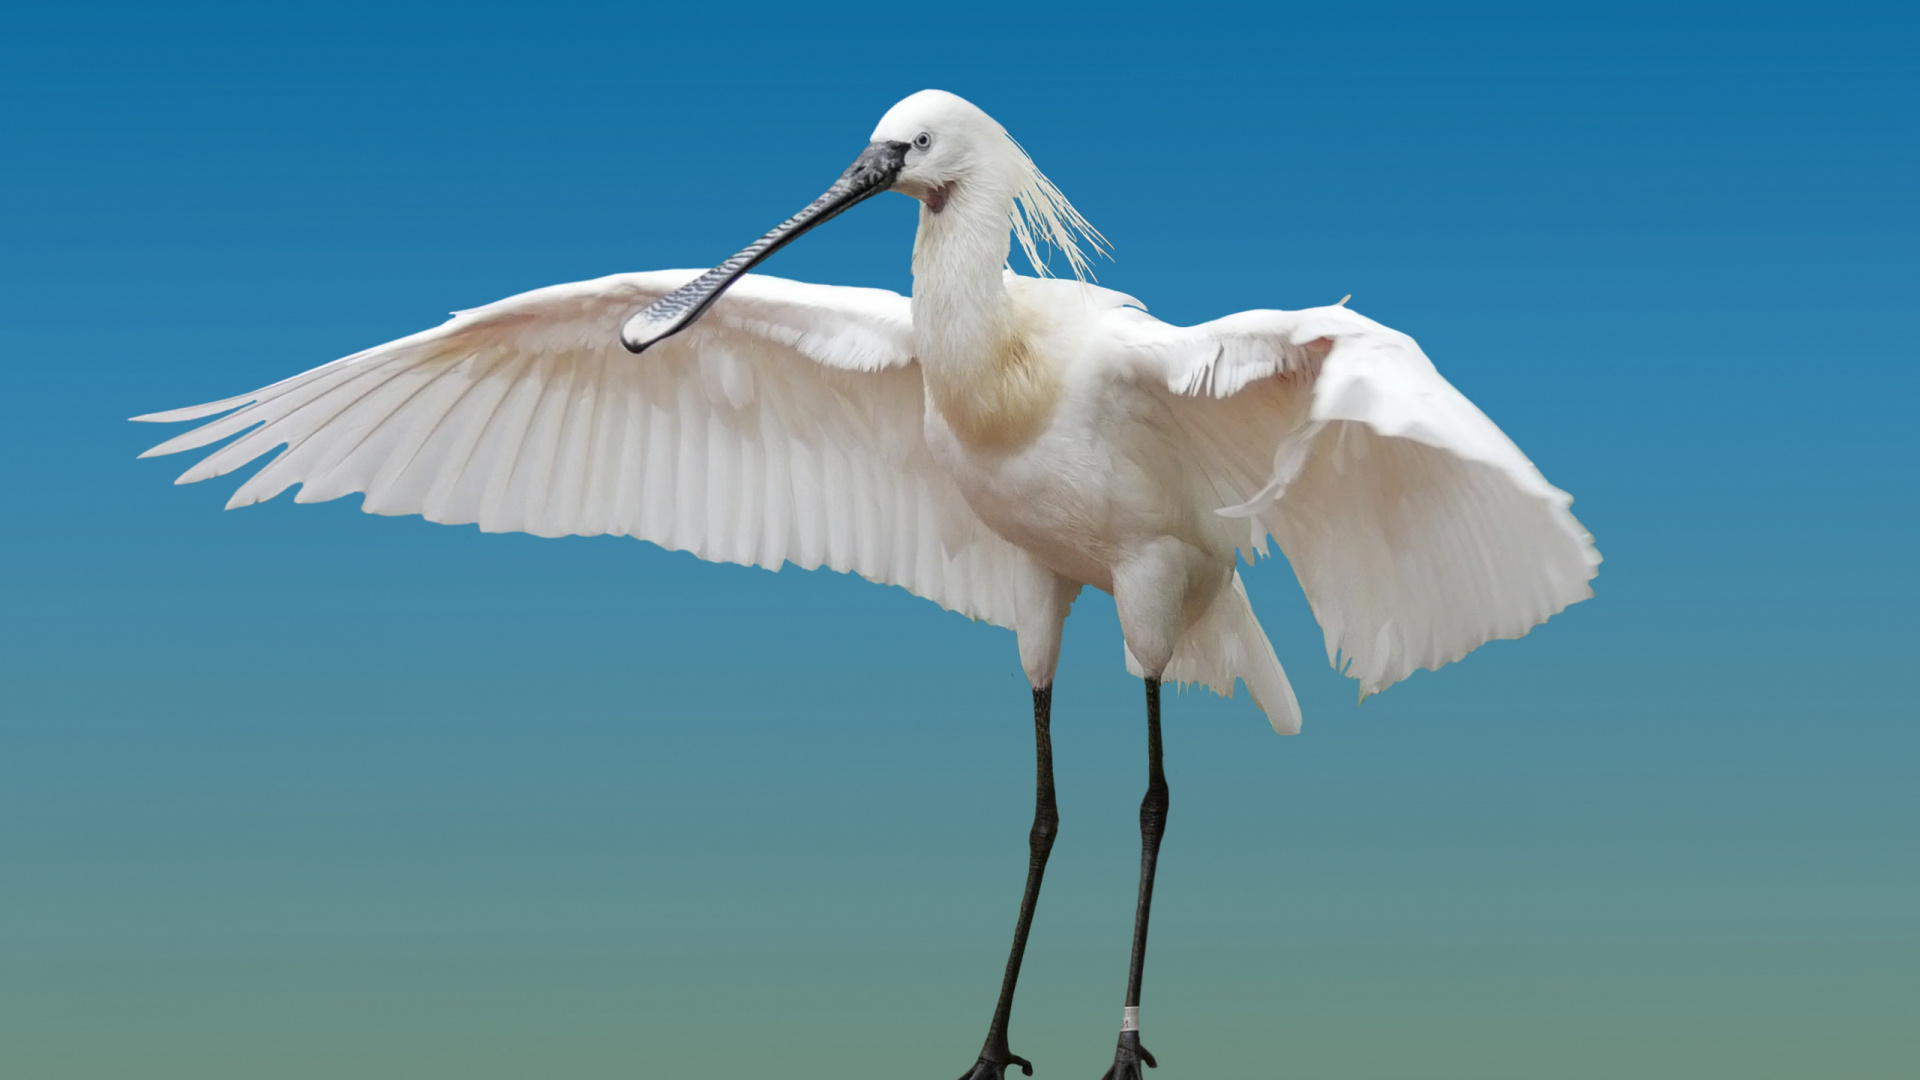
[925,376,1207,591]
[921,334,1063,452]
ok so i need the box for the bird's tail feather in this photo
[1125,571,1301,734]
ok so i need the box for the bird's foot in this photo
[1098,1030,1156,1080]
[958,1042,1033,1080]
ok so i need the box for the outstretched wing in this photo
[1122,302,1600,698]
[135,270,1037,629]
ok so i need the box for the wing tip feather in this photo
[130,398,257,425]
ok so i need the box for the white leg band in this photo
[1121,1006,1139,1032]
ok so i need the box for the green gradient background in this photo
[3,2,1915,1077]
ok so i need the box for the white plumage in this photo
[139,272,1038,629]
[136,90,1598,736]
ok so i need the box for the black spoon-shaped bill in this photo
[620,140,911,354]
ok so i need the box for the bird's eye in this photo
[913,131,933,150]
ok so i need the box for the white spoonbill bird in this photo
[136,89,1598,1079]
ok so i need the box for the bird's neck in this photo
[910,183,1016,369]
[910,185,1059,450]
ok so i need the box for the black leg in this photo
[960,686,1060,1080]
[1102,678,1167,1080]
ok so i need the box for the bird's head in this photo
[869,89,1001,214]
[872,90,1104,279]
[622,90,1104,354]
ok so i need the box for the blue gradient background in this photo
[3,2,1915,1077]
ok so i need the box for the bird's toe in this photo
[959,1048,1033,1080]
[1099,1031,1155,1080]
